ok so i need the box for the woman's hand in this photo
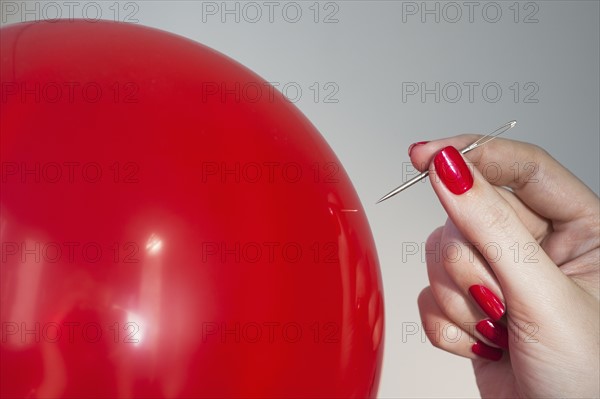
[409,136,599,398]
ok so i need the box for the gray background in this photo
[2,1,599,397]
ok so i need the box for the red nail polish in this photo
[469,285,505,321]
[472,340,503,361]
[408,141,429,157]
[433,146,473,195]
[476,319,509,349]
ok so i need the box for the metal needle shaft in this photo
[376,120,516,204]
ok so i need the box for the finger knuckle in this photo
[528,143,549,158]
[439,220,470,267]
[417,286,432,307]
[428,331,444,348]
[425,227,444,252]
[479,199,514,237]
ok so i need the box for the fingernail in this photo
[408,141,429,157]
[472,340,503,361]
[469,285,506,321]
[433,146,473,195]
[476,319,509,349]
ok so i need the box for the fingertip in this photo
[432,146,474,196]
[408,141,430,158]
[472,340,504,361]
[407,141,430,172]
[410,135,480,173]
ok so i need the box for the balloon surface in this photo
[0,20,384,398]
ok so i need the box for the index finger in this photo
[409,136,598,224]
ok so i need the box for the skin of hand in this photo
[408,136,599,398]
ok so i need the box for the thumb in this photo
[428,146,570,311]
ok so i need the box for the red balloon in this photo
[0,20,384,398]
